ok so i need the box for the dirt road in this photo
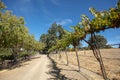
[0,55,54,80]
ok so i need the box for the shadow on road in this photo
[57,64,91,80]
[47,55,69,80]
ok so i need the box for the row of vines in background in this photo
[48,0,120,80]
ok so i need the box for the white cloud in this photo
[57,19,72,25]
[50,0,60,6]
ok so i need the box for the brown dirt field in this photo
[50,48,120,80]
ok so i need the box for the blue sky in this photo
[3,0,120,47]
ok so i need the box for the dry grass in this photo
[50,49,120,80]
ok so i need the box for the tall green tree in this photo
[40,23,65,53]
[0,0,45,62]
